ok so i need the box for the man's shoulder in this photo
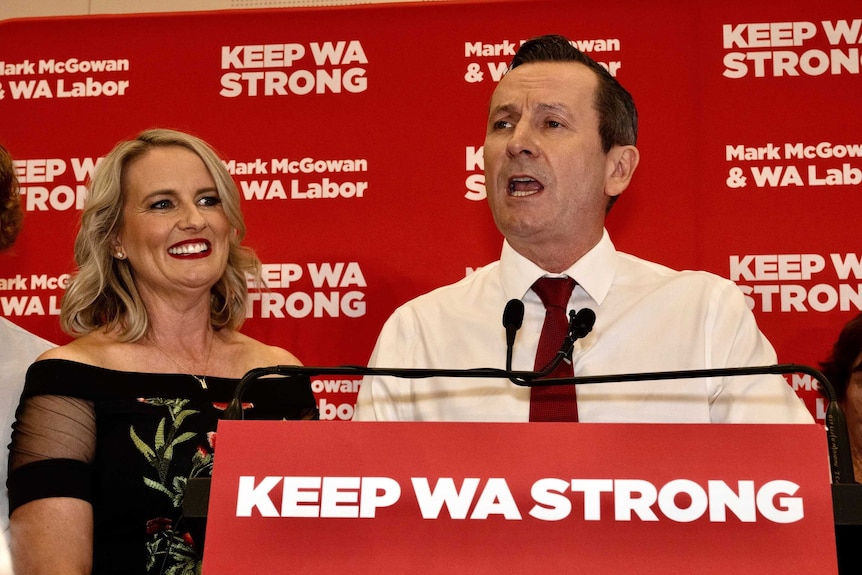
[616,251,736,289]
[0,317,55,354]
[388,261,502,320]
[404,261,500,303]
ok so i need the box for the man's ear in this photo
[605,145,640,198]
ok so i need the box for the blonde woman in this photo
[9,129,317,575]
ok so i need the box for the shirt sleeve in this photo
[7,394,97,514]
[706,280,814,424]
[354,307,419,421]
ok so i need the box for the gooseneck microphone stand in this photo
[224,308,851,486]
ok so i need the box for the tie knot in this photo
[532,277,576,311]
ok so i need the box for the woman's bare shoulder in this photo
[36,332,104,362]
[34,330,132,368]
[240,332,301,365]
[217,331,303,376]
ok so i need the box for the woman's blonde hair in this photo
[61,128,261,341]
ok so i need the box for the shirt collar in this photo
[499,228,618,305]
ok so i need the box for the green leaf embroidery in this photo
[154,417,166,451]
[133,397,209,573]
[143,476,174,499]
[130,426,156,464]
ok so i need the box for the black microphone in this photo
[503,299,525,371]
[508,306,597,384]
[568,308,596,341]
[540,307,596,374]
[559,308,596,360]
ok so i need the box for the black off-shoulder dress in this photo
[8,359,318,575]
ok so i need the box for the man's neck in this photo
[508,232,602,274]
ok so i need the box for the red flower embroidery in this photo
[146,517,173,534]
[210,401,254,411]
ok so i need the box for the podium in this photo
[197,421,839,574]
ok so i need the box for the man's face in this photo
[483,61,623,262]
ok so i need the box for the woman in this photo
[821,312,862,483]
[8,129,317,574]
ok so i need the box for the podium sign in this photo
[203,422,837,573]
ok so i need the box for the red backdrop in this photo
[1,0,860,421]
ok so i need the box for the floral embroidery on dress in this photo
[131,398,215,575]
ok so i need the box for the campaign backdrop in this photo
[0,0,860,422]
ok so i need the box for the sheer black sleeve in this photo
[8,362,97,514]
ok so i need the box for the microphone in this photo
[568,308,596,341]
[515,307,596,382]
[503,299,525,371]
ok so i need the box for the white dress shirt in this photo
[354,230,813,424]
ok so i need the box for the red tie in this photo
[529,277,578,422]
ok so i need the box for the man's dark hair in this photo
[510,34,638,153]
[820,313,862,402]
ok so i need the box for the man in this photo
[0,144,55,575]
[353,35,811,424]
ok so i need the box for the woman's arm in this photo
[11,498,93,575]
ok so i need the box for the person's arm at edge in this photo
[10,498,93,575]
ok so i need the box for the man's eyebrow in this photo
[489,102,571,115]
[489,102,517,115]
[536,102,572,115]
